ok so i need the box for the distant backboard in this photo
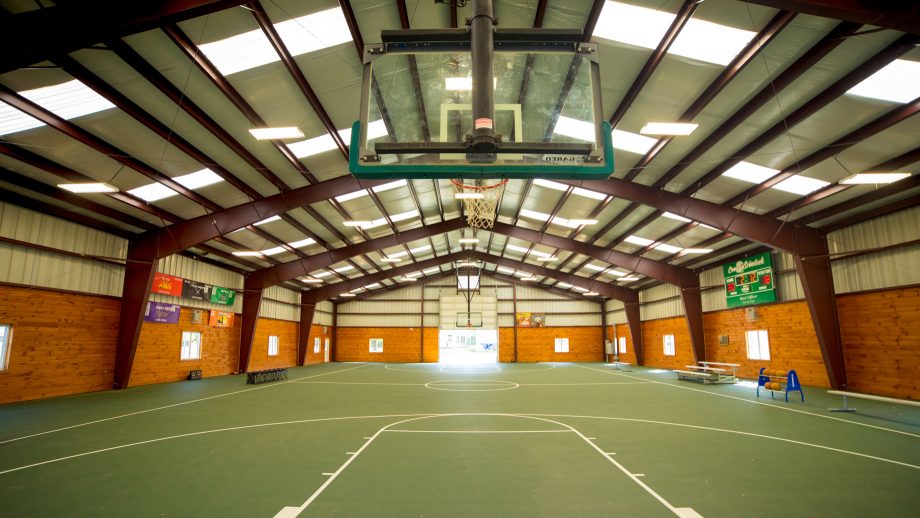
[350,30,613,179]
[456,312,484,328]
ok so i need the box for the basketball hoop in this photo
[452,178,507,229]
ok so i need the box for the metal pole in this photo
[512,281,518,362]
[469,0,496,162]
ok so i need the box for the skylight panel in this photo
[288,238,316,248]
[390,209,420,223]
[573,286,589,293]
[497,267,514,273]
[520,208,551,222]
[554,116,656,155]
[260,246,288,256]
[594,2,755,66]
[722,162,779,184]
[0,80,115,136]
[663,212,691,223]
[313,271,332,278]
[557,282,573,289]
[127,183,177,202]
[840,172,911,185]
[58,183,118,194]
[654,243,683,254]
[624,235,654,247]
[532,179,606,201]
[772,175,830,196]
[847,59,920,104]
[611,129,657,154]
[533,179,568,191]
[529,249,552,259]
[423,267,440,274]
[506,244,530,254]
[334,179,405,203]
[288,120,387,159]
[572,187,606,201]
[255,215,282,226]
[584,264,606,272]
[409,244,431,254]
[333,265,354,273]
[198,7,352,76]
[553,116,595,142]
[176,169,223,190]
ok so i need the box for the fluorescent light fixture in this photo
[566,219,599,226]
[773,175,830,196]
[175,169,223,190]
[723,162,779,184]
[349,287,364,293]
[458,238,479,244]
[249,127,304,140]
[444,77,496,90]
[520,208,550,222]
[333,265,354,273]
[313,271,332,278]
[456,261,480,267]
[613,129,657,154]
[455,192,485,199]
[640,122,698,135]
[497,266,514,274]
[608,270,627,277]
[335,179,408,203]
[533,179,606,201]
[520,276,538,281]
[343,220,373,227]
[573,187,606,201]
[255,215,282,226]
[584,292,600,296]
[232,251,263,257]
[198,7,352,76]
[339,293,356,297]
[381,257,401,263]
[57,183,118,194]
[288,119,387,159]
[127,183,177,202]
[618,277,640,282]
[557,282,573,289]
[423,267,440,274]
[405,272,423,278]
[594,2,756,66]
[260,246,288,256]
[536,256,558,262]
[409,244,431,254]
[0,80,115,137]
[288,238,316,248]
[554,116,595,142]
[506,244,530,254]
[301,277,323,283]
[364,283,381,289]
[839,172,911,185]
[391,210,420,223]
[399,276,417,282]
[654,243,683,254]
[387,250,409,259]
[663,212,692,223]
[847,59,920,104]
[584,264,606,272]
[534,179,568,192]
[683,248,713,254]
[573,286,589,292]
[529,249,552,259]
[624,235,654,247]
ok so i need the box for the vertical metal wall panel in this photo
[259,286,300,321]
[773,252,804,302]
[0,201,129,258]
[151,254,244,313]
[828,206,920,253]
[605,299,627,325]
[439,294,498,329]
[547,313,602,326]
[497,314,514,327]
[700,265,729,312]
[314,301,333,326]
[337,314,422,327]
[639,284,683,320]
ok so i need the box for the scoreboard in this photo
[723,252,776,308]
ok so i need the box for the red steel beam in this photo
[298,301,316,366]
[742,0,920,35]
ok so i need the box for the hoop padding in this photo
[453,179,507,229]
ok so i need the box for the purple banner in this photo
[144,301,181,324]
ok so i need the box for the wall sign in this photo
[144,302,181,323]
[210,286,236,306]
[151,273,183,297]
[723,251,776,308]
[182,279,211,301]
[209,310,234,328]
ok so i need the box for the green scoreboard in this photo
[723,251,776,308]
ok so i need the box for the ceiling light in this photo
[364,283,381,289]
[584,292,600,296]
[339,293,356,297]
[399,276,417,282]
[723,161,779,184]
[313,271,332,278]
[260,246,288,255]
[343,220,373,227]
[127,183,178,202]
[409,244,431,254]
[618,277,640,281]
[683,248,713,254]
[640,122,698,135]
[773,175,830,196]
[232,251,263,257]
[624,235,654,247]
[301,277,323,283]
[662,212,692,223]
[520,276,538,281]
[594,2,756,66]
[57,183,118,194]
[198,7,352,76]
[381,257,401,263]
[847,59,920,104]
[175,169,223,190]
[533,179,567,191]
[455,192,485,199]
[458,238,479,244]
[536,256,558,262]
[521,208,551,222]
[573,286,589,292]
[608,270,627,277]
[654,243,683,254]
[839,172,911,185]
[288,238,316,248]
[612,129,657,154]
[390,210,420,223]
[557,282,573,289]
[506,244,530,254]
[254,215,282,225]
[423,267,440,274]
[0,80,115,137]
[289,120,387,159]
[533,179,606,201]
[584,264,606,272]
[334,265,354,273]
[565,219,599,226]
[349,287,364,293]
[249,127,305,140]
[497,267,514,273]
[572,187,606,201]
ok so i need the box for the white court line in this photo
[574,364,920,439]
[292,381,423,386]
[383,429,571,434]
[0,364,371,445]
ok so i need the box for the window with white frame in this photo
[746,329,771,360]
[268,335,279,356]
[554,337,569,353]
[369,338,383,353]
[663,334,675,356]
[0,324,11,371]
[314,337,321,354]
[618,336,626,354]
[181,331,202,360]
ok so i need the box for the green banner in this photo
[210,286,236,306]
[723,252,776,308]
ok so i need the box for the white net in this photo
[452,179,507,229]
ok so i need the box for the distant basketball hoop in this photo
[452,178,507,229]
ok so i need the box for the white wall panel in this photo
[259,286,299,321]
[314,301,333,326]
[0,201,128,258]
[337,314,422,327]
[639,283,683,320]
[604,299,627,325]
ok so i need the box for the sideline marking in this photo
[0,364,371,445]
[574,364,920,439]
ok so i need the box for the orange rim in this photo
[451,178,508,190]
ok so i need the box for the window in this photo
[0,324,11,371]
[618,336,626,354]
[369,338,383,353]
[314,337,321,354]
[268,335,279,357]
[663,335,675,356]
[181,331,202,360]
[746,330,771,360]
[554,337,569,353]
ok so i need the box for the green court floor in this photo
[1,362,919,517]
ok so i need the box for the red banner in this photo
[209,310,234,328]
[152,272,183,296]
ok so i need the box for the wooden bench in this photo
[677,364,738,384]
[674,369,716,383]
[698,361,740,378]
[247,368,288,385]
[828,390,920,413]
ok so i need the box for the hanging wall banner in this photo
[144,302,181,324]
[151,273,183,297]
[723,251,777,308]
[209,310,234,328]
[182,279,211,301]
[210,286,236,306]
[516,312,532,327]
[530,313,546,327]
